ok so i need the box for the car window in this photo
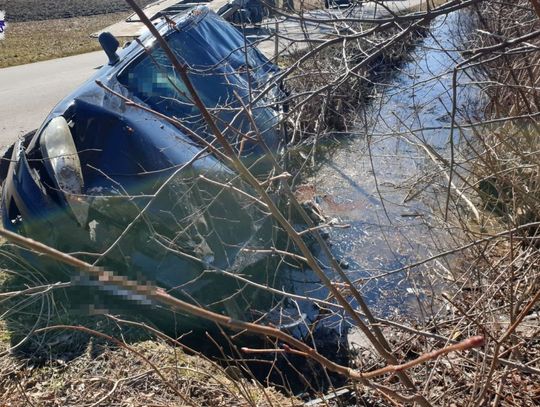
[118,45,196,118]
[117,15,280,152]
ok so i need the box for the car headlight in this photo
[40,116,89,226]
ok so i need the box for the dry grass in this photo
[470,1,540,228]
[0,12,129,68]
[0,335,297,406]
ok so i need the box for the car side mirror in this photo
[99,32,120,65]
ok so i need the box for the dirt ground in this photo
[0,0,154,22]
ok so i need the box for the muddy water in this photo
[297,12,483,320]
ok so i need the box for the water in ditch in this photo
[285,11,485,343]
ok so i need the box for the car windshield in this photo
[117,11,280,154]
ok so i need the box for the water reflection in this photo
[303,12,484,318]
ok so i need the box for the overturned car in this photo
[0,7,290,329]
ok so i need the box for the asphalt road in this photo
[0,51,105,149]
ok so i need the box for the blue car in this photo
[0,7,287,327]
